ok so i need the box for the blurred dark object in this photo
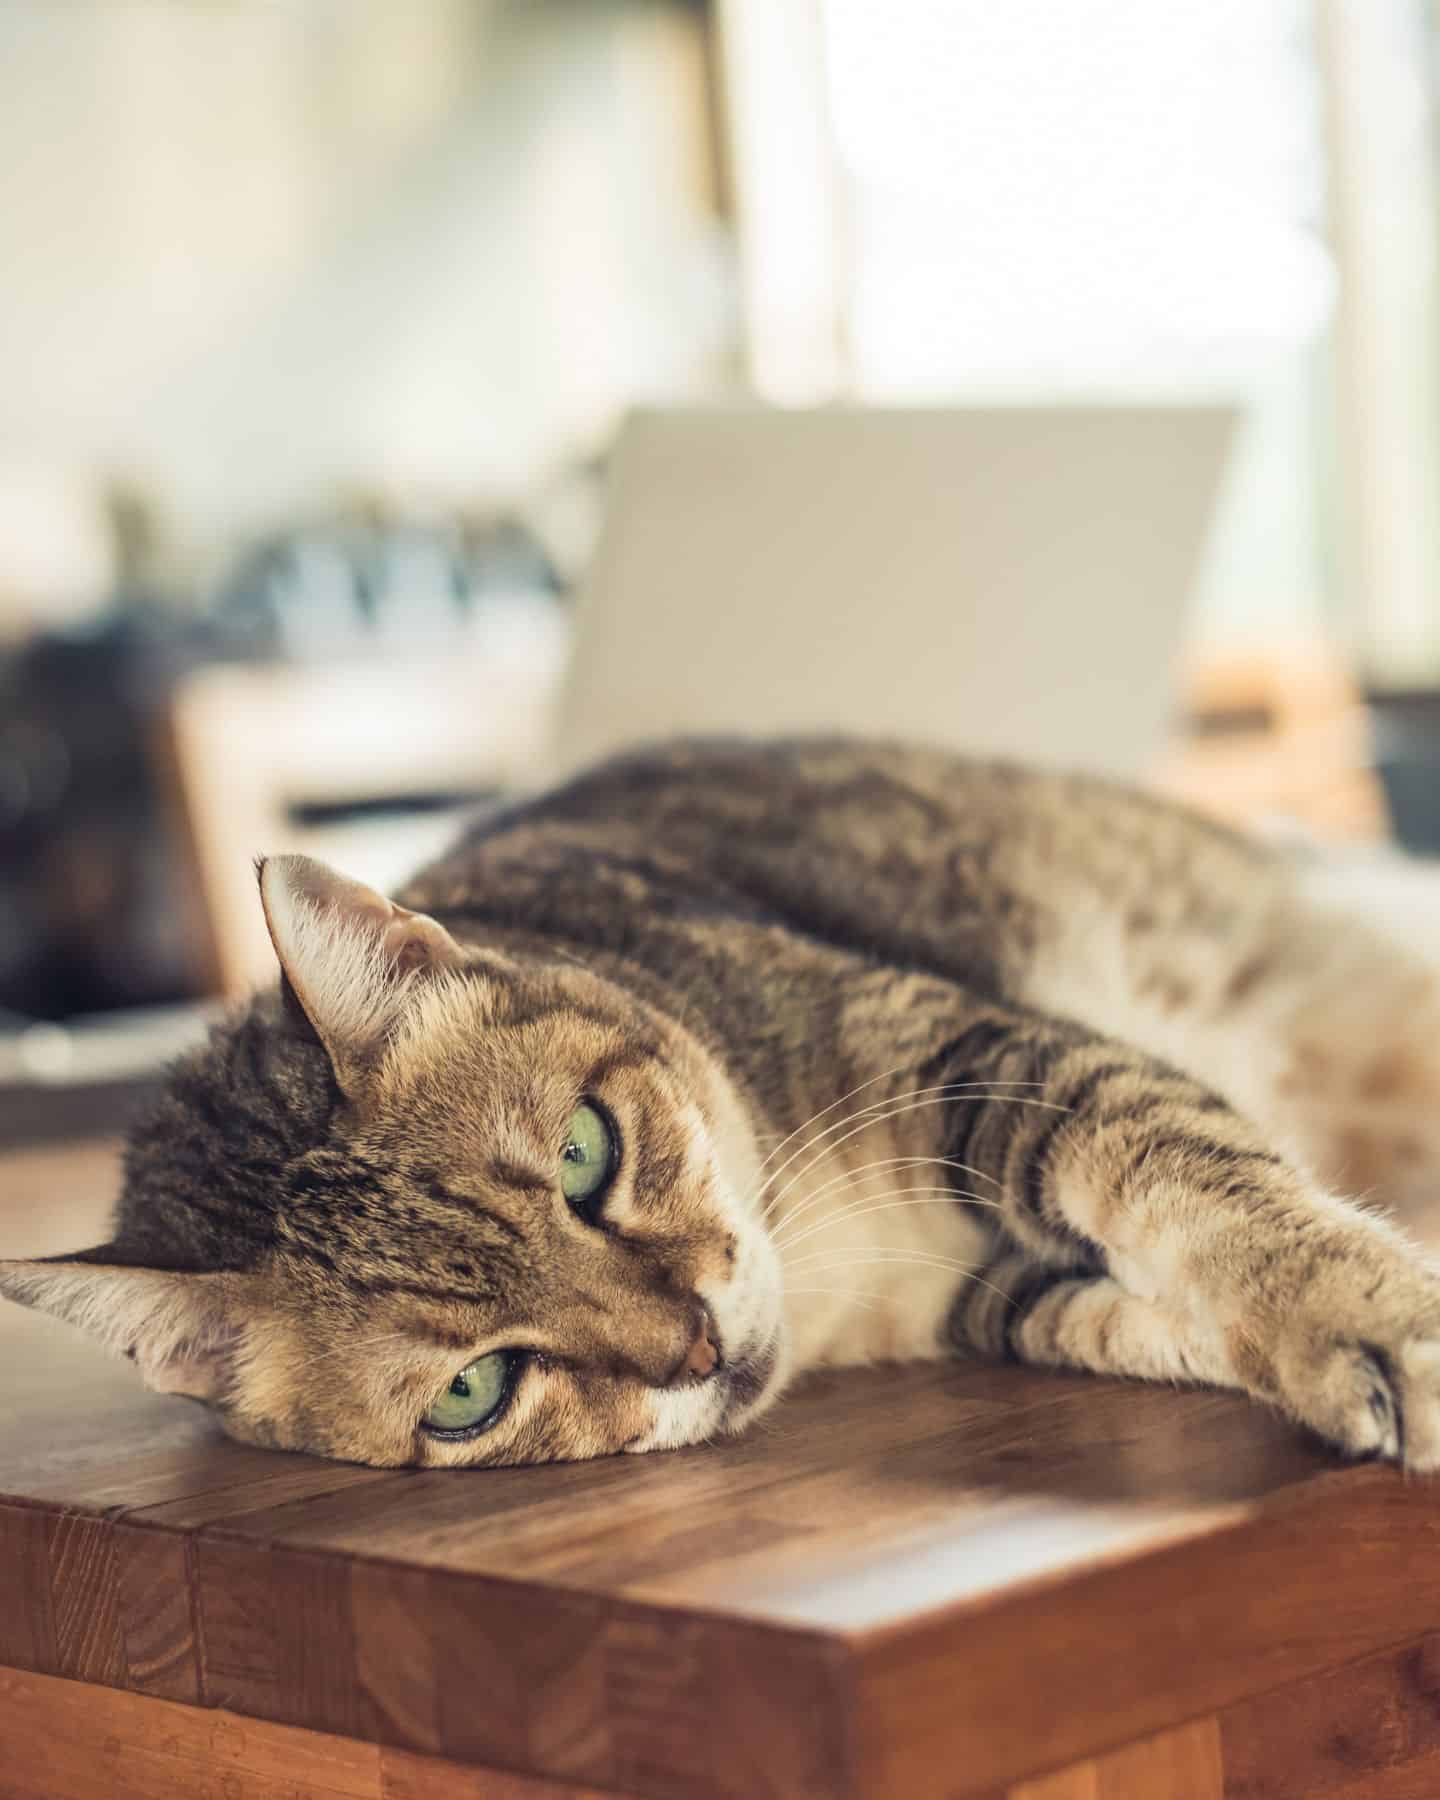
[1368,690,1440,855]
[0,605,222,1020]
[0,508,569,1027]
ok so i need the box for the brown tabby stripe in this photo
[1012,1060,1132,1242]
[929,1018,1037,1176]
[1114,1135,1283,1192]
[405,1174,529,1247]
[1002,1269,1093,1361]
[485,1160,553,1198]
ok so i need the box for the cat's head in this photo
[0,856,789,1466]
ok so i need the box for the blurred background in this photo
[4,0,1440,1144]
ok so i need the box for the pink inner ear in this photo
[383,908,464,974]
[261,855,465,983]
[390,931,434,975]
[143,1346,223,1399]
[135,1315,245,1403]
[287,860,393,931]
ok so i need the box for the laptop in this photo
[549,405,1236,781]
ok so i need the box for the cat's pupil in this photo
[563,1141,585,1163]
[450,1374,469,1396]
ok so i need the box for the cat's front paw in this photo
[1253,1247,1440,1469]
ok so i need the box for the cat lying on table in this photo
[5,738,1439,1469]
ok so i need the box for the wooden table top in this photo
[5,1139,1440,1799]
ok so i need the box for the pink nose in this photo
[669,1310,721,1385]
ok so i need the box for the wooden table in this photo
[4,1141,1440,1799]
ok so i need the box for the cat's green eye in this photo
[560,1101,616,1217]
[422,1351,514,1435]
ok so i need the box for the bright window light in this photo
[822,0,1332,396]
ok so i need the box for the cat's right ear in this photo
[256,854,466,1094]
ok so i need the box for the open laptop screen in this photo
[550,406,1236,781]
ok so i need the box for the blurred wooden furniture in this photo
[1162,645,1390,843]
[7,1141,1440,1798]
[161,638,561,999]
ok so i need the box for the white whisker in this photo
[768,1151,1001,1245]
[783,1285,885,1312]
[755,1078,1053,1220]
[760,1090,1069,1224]
[776,1188,1002,1256]
[784,1246,986,1275]
[782,1248,1015,1308]
[752,1061,918,1179]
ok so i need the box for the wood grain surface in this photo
[5,1140,1440,1798]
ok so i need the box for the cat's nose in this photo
[667,1306,722,1385]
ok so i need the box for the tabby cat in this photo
[6,738,1440,1470]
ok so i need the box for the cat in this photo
[6,736,1440,1470]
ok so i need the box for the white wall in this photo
[0,0,729,591]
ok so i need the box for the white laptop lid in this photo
[550,405,1236,781]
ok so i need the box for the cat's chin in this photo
[714,1329,789,1437]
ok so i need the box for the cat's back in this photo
[402,737,1281,997]
[463,736,1263,852]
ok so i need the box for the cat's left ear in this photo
[256,853,467,1093]
[0,1255,259,1402]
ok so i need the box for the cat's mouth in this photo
[716,1333,782,1428]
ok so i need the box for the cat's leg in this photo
[932,1011,1440,1465]
[1045,859,1440,1237]
[1256,883,1440,1233]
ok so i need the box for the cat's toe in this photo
[1360,1348,1402,1444]
[1238,1240,1440,1470]
[1386,1340,1440,1470]
[1278,1337,1404,1462]
[1275,1326,1440,1469]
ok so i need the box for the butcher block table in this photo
[5,1140,1440,1800]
